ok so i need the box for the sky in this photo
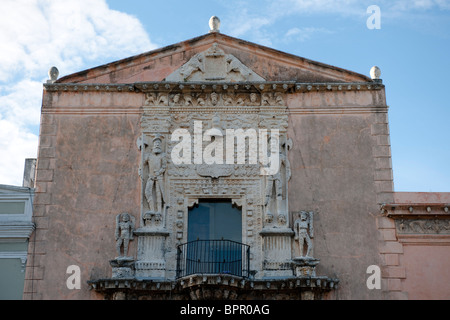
[0,0,449,192]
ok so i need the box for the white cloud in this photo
[390,0,450,11]
[0,0,157,186]
[0,0,157,81]
[0,80,43,128]
[223,0,450,45]
[285,27,334,42]
[223,0,364,45]
[0,119,38,186]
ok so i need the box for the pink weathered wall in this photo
[402,245,450,299]
[286,88,391,299]
[24,89,144,299]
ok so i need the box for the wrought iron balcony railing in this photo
[176,239,250,279]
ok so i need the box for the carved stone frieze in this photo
[144,92,169,106]
[395,218,450,234]
[144,91,285,108]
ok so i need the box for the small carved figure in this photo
[294,211,314,257]
[210,92,219,106]
[115,212,135,257]
[249,92,259,106]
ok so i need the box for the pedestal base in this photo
[260,227,294,277]
[110,257,135,278]
[134,228,169,279]
[293,257,320,277]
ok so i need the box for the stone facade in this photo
[23,28,449,300]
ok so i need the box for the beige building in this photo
[24,20,450,300]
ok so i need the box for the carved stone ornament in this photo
[395,218,450,234]
[165,43,265,82]
[195,164,233,178]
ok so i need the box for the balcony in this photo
[176,239,250,279]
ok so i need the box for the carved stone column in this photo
[260,228,294,277]
[134,229,170,278]
[258,98,294,277]
[134,97,171,279]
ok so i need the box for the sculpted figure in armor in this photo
[143,135,167,215]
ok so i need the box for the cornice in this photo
[43,81,384,94]
[382,203,450,219]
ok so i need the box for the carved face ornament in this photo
[153,139,162,154]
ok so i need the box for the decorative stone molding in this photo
[43,81,384,94]
[382,203,450,237]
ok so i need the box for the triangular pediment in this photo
[56,32,371,84]
[165,43,265,82]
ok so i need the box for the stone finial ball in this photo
[370,66,381,80]
[209,16,220,32]
[48,66,59,81]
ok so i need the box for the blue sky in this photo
[0,0,449,192]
